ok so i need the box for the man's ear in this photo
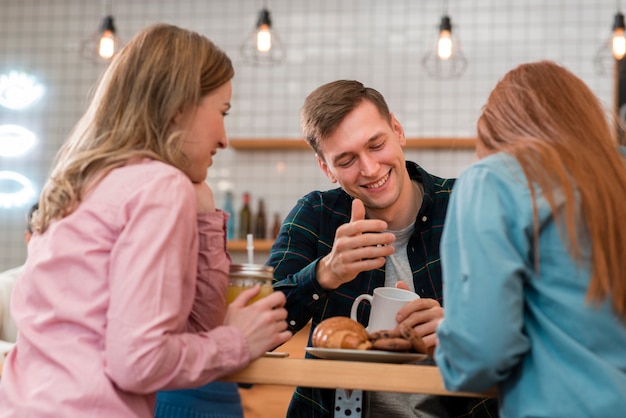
[316,154,337,183]
[390,112,406,147]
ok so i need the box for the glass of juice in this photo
[227,263,274,305]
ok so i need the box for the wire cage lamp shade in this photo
[240,5,286,65]
[80,0,122,64]
[421,1,468,79]
[594,9,626,75]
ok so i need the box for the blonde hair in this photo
[478,60,626,319]
[35,24,233,232]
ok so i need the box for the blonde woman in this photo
[0,24,291,417]
[436,61,626,417]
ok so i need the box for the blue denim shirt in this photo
[436,150,626,417]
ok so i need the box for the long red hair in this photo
[477,60,626,320]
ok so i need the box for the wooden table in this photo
[221,356,495,398]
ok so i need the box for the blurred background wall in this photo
[0,0,620,269]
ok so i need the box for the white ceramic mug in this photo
[350,287,420,332]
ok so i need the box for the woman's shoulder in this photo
[462,152,523,181]
[86,159,195,213]
[118,158,186,179]
[107,159,192,191]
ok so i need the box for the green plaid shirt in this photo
[267,161,496,417]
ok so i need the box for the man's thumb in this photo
[350,198,365,222]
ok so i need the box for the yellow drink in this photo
[227,263,275,305]
[226,283,274,305]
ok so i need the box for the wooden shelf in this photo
[227,239,275,252]
[229,137,476,151]
[405,138,476,149]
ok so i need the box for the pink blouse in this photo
[0,160,247,417]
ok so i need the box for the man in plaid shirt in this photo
[267,80,497,418]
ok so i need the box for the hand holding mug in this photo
[396,295,444,352]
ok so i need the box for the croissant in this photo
[312,316,372,350]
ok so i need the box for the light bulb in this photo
[81,14,121,64]
[613,28,626,59]
[594,11,626,75]
[422,14,468,79]
[438,30,453,60]
[240,8,285,65]
[99,30,116,59]
[256,24,272,52]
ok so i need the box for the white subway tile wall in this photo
[0,0,618,269]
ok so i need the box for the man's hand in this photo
[317,199,395,290]
[395,296,443,356]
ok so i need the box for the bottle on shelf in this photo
[254,198,267,240]
[223,191,235,240]
[272,212,282,239]
[239,192,252,239]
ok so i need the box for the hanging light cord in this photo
[103,0,112,16]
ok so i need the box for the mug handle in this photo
[350,294,373,322]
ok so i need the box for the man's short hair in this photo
[300,80,391,157]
